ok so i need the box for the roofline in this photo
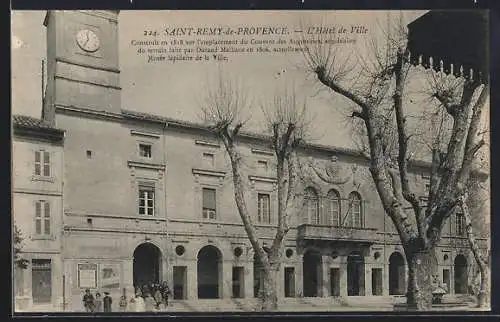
[121,109,489,179]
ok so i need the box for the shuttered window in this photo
[202,188,216,219]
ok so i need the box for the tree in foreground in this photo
[301,14,489,310]
[14,224,29,269]
[199,73,311,311]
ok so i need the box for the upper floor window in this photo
[139,144,152,158]
[202,188,217,220]
[257,160,269,173]
[35,150,50,177]
[257,193,271,224]
[327,189,341,226]
[138,185,155,216]
[456,213,466,236]
[35,200,51,235]
[202,152,215,168]
[346,191,362,228]
[304,187,319,225]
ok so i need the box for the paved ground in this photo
[16,295,485,313]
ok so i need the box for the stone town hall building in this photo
[12,10,488,311]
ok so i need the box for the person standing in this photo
[103,292,113,312]
[154,287,163,310]
[161,281,171,308]
[119,295,128,312]
[82,289,94,313]
[94,293,103,312]
[144,292,155,312]
[134,293,145,312]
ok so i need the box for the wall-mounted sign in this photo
[100,264,121,289]
[78,264,98,289]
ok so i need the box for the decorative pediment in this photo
[303,155,353,185]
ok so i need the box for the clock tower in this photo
[42,10,121,124]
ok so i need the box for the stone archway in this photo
[133,243,162,289]
[197,245,223,299]
[454,254,468,294]
[388,252,406,295]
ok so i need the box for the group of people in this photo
[82,289,113,312]
[82,281,171,313]
[130,281,171,312]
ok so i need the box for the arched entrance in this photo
[303,249,322,297]
[133,243,162,288]
[389,252,406,295]
[454,254,468,294]
[197,245,222,299]
[347,251,365,296]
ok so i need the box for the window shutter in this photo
[35,201,41,234]
[35,151,41,175]
[203,188,216,210]
[43,152,50,176]
[44,202,50,234]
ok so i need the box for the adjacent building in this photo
[12,10,489,312]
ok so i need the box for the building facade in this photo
[12,10,488,312]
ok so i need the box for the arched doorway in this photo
[389,252,406,295]
[347,251,365,296]
[197,245,222,299]
[133,243,162,289]
[454,254,468,294]
[253,247,270,297]
[303,249,322,297]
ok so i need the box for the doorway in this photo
[372,268,383,295]
[197,245,222,299]
[389,252,406,295]
[284,267,295,297]
[32,259,52,304]
[454,255,468,294]
[347,251,365,296]
[330,268,340,296]
[303,249,322,297]
[232,266,244,298]
[173,266,187,299]
[133,243,162,288]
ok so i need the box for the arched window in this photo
[347,192,362,227]
[304,187,319,224]
[326,189,341,226]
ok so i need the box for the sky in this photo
[11,10,429,149]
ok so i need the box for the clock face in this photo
[76,29,100,52]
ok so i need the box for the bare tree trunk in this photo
[460,194,490,308]
[260,264,279,311]
[405,247,438,310]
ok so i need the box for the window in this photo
[327,189,341,226]
[139,144,152,158]
[35,150,50,176]
[346,192,362,228]
[202,188,217,219]
[202,152,215,168]
[35,201,51,235]
[456,213,466,236]
[257,160,268,173]
[138,186,155,216]
[258,193,271,224]
[304,187,319,224]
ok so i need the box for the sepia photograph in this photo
[11,9,490,314]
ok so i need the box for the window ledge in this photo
[30,175,55,183]
[135,215,166,222]
[32,235,56,241]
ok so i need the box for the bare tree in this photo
[458,177,490,308]
[199,72,310,311]
[300,13,489,310]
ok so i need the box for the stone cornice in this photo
[192,168,226,178]
[248,175,277,184]
[127,160,165,171]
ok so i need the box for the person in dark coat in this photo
[82,289,95,312]
[103,292,113,312]
[161,281,171,307]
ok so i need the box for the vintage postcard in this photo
[11,9,490,314]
